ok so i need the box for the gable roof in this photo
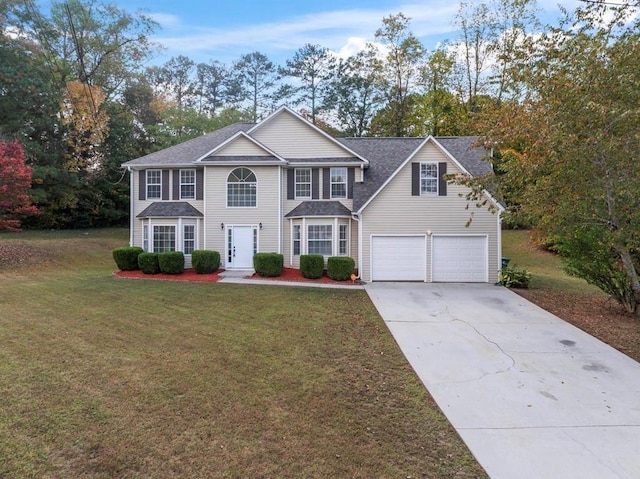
[122,123,254,168]
[197,131,287,164]
[340,136,493,212]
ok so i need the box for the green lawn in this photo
[502,229,603,295]
[0,229,486,478]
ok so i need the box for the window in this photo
[420,163,438,195]
[308,225,332,255]
[293,225,301,255]
[330,168,347,199]
[183,224,195,255]
[147,170,161,199]
[295,168,311,199]
[339,224,348,256]
[227,167,257,207]
[153,225,175,252]
[143,225,149,252]
[180,169,196,199]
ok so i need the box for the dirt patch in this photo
[0,241,50,268]
[515,288,640,362]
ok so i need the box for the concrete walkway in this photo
[365,282,640,479]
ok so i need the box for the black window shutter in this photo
[162,170,170,200]
[287,169,295,200]
[411,163,420,196]
[312,168,320,199]
[438,162,447,196]
[196,169,204,200]
[347,167,355,199]
[323,168,331,199]
[172,169,180,200]
[139,170,146,200]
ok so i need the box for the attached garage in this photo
[432,235,488,282]
[371,235,426,281]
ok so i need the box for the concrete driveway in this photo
[365,282,640,479]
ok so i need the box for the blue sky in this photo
[75,0,582,66]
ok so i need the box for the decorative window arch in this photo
[227,167,257,207]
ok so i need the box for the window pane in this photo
[227,168,257,206]
[339,224,348,255]
[330,167,347,199]
[295,168,311,199]
[153,226,175,253]
[147,170,161,199]
[183,225,195,255]
[180,170,195,199]
[308,225,332,255]
[293,225,301,255]
[420,163,438,194]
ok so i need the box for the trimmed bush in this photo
[327,256,355,281]
[499,264,531,289]
[138,252,160,274]
[192,250,220,274]
[254,253,284,277]
[158,251,185,274]
[112,246,143,271]
[300,254,324,279]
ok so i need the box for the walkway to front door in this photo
[226,225,257,269]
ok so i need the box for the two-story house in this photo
[122,106,502,283]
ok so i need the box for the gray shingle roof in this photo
[287,157,362,164]
[122,123,255,167]
[285,201,352,218]
[339,136,493,211]
[201,155,282,163]
[137,202,204,218]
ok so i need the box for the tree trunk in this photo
[615,242,640,316]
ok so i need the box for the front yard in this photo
[0,229,486,478]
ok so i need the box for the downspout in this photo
[278,165,282,254]
[127,166,134,247]
[351,212,361,279]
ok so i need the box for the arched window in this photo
[227,167,257,207]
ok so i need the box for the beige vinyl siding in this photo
[252,112,353,158]
[130,169,204,254]
[360,142,500,282]
[213,136,272,156]
[203,165,281,267]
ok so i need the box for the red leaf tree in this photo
[0,141,39,231]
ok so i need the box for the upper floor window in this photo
[295,168,311,199]
[227,167,256,207]
[180,169,196,199]
[420,163,438,195]
[147,170,161,199]
[331,167,347,199]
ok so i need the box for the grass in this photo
[502,229,604,295]
[0,228,487,478]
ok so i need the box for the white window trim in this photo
[152,224,176,253]
[226,167,258,208]
[420,162,438,196]
[146,169,162,200]
[295,168,312,199]
[330,167,347,199]
[180,169,196,200]
[183,223,196,255]
[307,224,333,256]
[338,223,349,256]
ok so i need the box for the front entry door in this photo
[227,225,256,269]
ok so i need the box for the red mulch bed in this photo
[248,267,360,285]
[113,268,221,283]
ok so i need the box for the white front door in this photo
[227,225,256,269]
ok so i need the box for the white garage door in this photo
[371,236,426,281]
[432,236,487,282]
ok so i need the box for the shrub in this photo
[112,246,143,271]
[192,250,220,274]
[300,254,324,279]
[138,252,160,274]
[327,256,355,281]
[499,264,531,288]
[158,251,185,274]
[254,253,283,277]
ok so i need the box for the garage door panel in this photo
[372,236,426,281]
[433,236,487,283]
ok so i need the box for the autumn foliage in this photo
[0,141,39,231]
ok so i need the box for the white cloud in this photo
[147,13,182,28]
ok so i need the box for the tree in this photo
[233,52,280,122]
[374,13,425,136]
[0,141,39,231]
[326,46,384,137]
[195,60,231,114]
[280,44,336,124]
[483,3,640,314]
[161,55,196,109]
